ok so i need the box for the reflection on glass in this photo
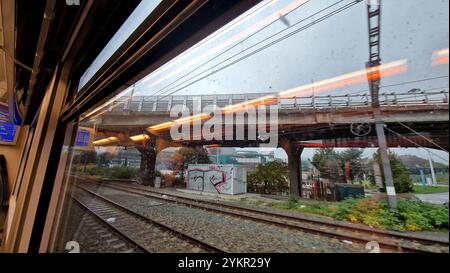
[53,0,449,253]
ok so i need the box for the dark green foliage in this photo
[311,148,343,182]
[268,197,448,231]
[247,161,289,194]
[374,151,413,193]
[331,198,448,231]
[109,166,139,179]
[338,148,365,182]
[87,166,138,180]
[396,200,449,231]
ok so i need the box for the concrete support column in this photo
[136,138,157,186]
[135,137,180,186]
[281,140,303,197]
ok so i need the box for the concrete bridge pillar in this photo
[280,140,303,197]
[136,138,157,186]
[135,137,180,186]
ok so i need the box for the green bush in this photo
[109,166,139,179]
[396,200,449,231]
[331,198,360,221]
[88,166,139,180]
[359,180,377,189]
[374,152,413,193]
[247,161,289,194]
[269,196,449,231]
[332,198,394,229]
[287,196,299,209]
[87,167,105,176]
[332,198,449,231]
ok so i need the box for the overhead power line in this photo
[384,125,448,162]
[149,0,364,100]
[140,0,279,85]
[397,121,449,152]
[345,75,450,96]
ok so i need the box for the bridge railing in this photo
[104,90,449,113]
[281,90,449,109]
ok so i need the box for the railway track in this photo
[69,196,147,253]
[90,180,449,253]
[71,185,225,253]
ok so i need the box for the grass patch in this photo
[269,198,338,217]
[413,185,449,194]
[78,166,139,180]
[267,197,449,232]
[253,199,265,206]
[437,174,449,185]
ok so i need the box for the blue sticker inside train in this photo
[0,120,18,143]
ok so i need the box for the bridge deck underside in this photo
[90,105,449,150]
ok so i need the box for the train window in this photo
[77,0,162,92]
[50,0,449,253]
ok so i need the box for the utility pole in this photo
[366,0,398,210]
[427,150,437,185]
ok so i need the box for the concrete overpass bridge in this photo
[86,90,449,194]
[92,90,449,148]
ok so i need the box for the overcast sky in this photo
[133,0,449,97]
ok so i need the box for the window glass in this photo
[53,0,449,253]
[77,0,162,91]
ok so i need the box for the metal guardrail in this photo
[106,90,449,113]
[280,90,449,109]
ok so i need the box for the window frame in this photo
[37,0,263,253]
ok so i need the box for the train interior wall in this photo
[0,126,29,246]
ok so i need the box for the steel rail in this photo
[69,193,149,253]
[94,181,449,253]
[74,184,225,253]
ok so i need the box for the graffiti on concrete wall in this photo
[187,166,234,194]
